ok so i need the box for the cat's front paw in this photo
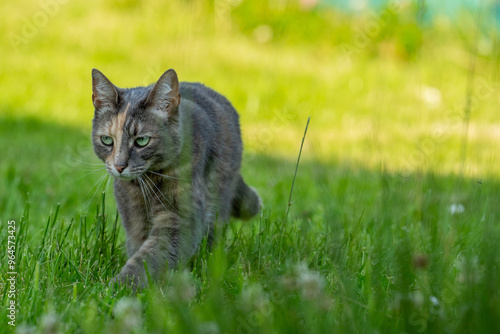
[109,264,148,291]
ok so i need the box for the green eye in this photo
[135,136,150,147]
[101,136,113,146]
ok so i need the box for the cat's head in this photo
[91,69,181,180]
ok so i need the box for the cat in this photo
[91,68,261,289]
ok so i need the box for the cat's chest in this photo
[114,177,177,217]
[114,179,143,201]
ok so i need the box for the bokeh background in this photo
[1,0,499,222]
[1,1,500,332]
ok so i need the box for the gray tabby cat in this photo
[91,68,261,288]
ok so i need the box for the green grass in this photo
[2,153,500,333]
[1,0,500,333]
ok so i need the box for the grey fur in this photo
[91,68,261,289]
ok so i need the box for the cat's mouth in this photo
[106,166,144,180]
[114,173,137,180]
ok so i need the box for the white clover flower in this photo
[168,270,196,302]
[419,86,442,109]
[294,262,325,300]
[40,311,58,334]
[238,283,270,314]
[16,325,37,334]
[113,297,142,329]
[449,203,465,215]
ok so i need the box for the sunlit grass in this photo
[1,0,499,176]
[1,0,500,333]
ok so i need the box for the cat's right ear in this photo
[92,69,118,111]
[145,69,180,116]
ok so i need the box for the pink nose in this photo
[114,164,127,173]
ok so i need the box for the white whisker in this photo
[80,168,105,172]
[86,174,109,209]
[76,160,105,166]
[69,168,107,184]
[104,174,112,208]
[147,170,186,181]
[86,173,107,197]
[138,177,152,219]
[144,173,175,208]
[142,174,173,212]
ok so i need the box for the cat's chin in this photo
[112,173,139,181]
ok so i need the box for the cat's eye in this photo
[135,136,150,147]
[101,136,113,146]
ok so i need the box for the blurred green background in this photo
[1,1,500,332]
[1,0,499,223]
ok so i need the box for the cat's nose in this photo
[114,164,128,174]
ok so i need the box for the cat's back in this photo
[179,81,243,168]
[179,82,240,123]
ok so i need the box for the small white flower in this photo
[113,297,142,329]
[294,263,325,300]
[449,203,465,215]
[16,324,37,334]
[168,270,196,302]
[429,296,439,307]
[238,283,270,314]
[419,86,442,109]
[40,312,58,334]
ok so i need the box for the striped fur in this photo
[91,69,261,289]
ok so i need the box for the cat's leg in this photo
[114,181,150,257]
[120,212,149,257]
[124,227,147,257]
[112,211,194,289]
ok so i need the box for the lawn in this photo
[1,0,500,333]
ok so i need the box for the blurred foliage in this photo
[0,0,499,223]
[1,1,500,333]
[0,0,499,215]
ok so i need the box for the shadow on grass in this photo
[2,114,500,247]
[1,115,499,333]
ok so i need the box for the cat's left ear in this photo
[146,69,180,116]
[92,69,118,111]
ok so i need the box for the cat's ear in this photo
[145,69,180,115]
[92,69,118,110]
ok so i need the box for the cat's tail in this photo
[231,175,261,220]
